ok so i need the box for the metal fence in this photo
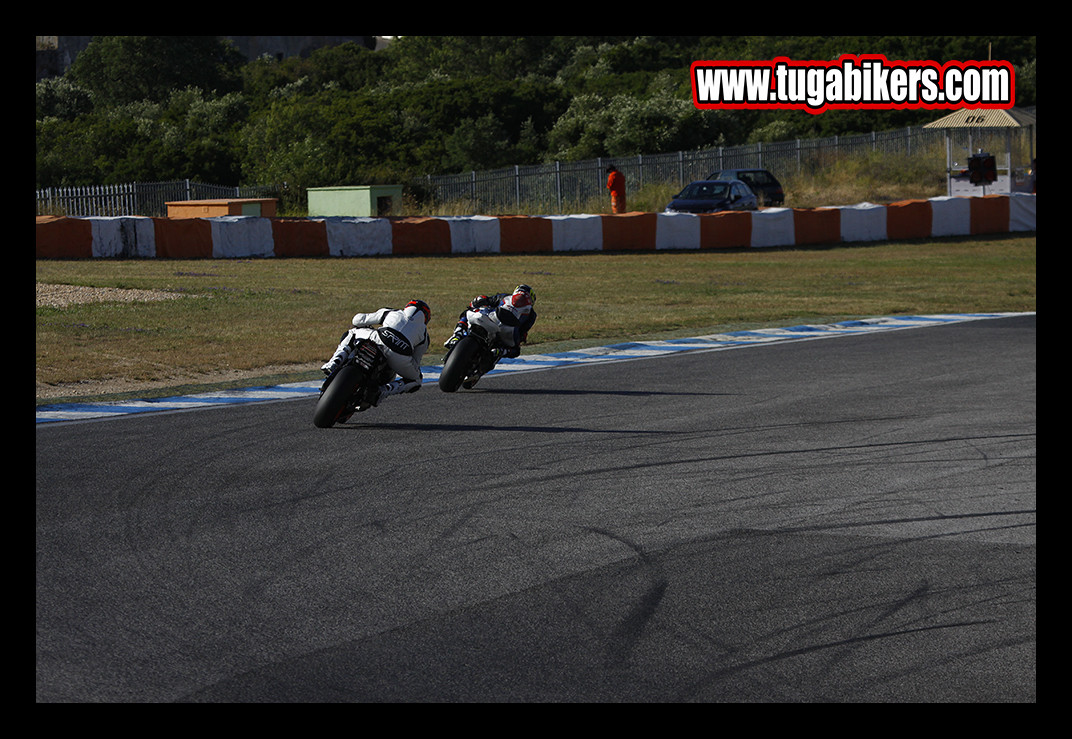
[36,123,1035,217]
[35,180,279,218]
[421,124,1036,213]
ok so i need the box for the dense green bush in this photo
[36,35,1036,202]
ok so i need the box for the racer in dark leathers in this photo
[444,284,537,362]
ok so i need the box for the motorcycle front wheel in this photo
[313,363,366,427]
[439,336,483,392]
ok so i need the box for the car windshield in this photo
[678,182,729,200]
[738,171,772,186]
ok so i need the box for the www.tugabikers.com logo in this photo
[691,54,1015,115]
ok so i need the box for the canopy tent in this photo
[923,106,1036,131]
[924,107,1036,195]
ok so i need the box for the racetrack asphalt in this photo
[36,313,1035,702]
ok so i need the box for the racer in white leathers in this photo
[321,300,431,406]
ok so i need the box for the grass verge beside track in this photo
[36,234,1035,405]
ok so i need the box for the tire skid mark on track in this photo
[35,313,1032,424]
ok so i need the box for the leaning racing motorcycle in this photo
[313,330,393,427]
[439,305,516,392]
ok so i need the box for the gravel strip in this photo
[36,283,185,309]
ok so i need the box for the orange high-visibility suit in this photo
[606,168,626,214]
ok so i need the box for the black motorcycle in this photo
[313,333,392,427]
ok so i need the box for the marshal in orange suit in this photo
[606,166,626,214]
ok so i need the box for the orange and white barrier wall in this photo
[36,194,1035,259]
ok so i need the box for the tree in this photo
[36,88,248,187]
[35,77,93,120]
[442,113,514,171]
[38,36,1036,192]
[546,87,734,161]
[67,36,244,107]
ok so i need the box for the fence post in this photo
[555,161,562,212]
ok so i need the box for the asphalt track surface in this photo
[36,314,1035,702]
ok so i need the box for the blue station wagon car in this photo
[707,168,785,207]
[665,179,758,214]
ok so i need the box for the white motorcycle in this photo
[312,332,392,427]
[438,306,518,392]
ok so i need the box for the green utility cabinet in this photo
[307,185,403,217]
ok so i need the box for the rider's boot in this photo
[321,336,351,375]
[371,377,420,407]
[321,357,342,375]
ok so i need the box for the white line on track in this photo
[36,313,1033,424]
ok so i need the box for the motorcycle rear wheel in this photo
[313,363,366,427]
[439,336,482,392]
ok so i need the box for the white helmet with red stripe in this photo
[496,290,532,327]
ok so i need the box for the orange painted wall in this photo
[602,212,657,251]
[153,217,213,258]
[700,211,752,249]
[886,200,933,240]
[389,217,452,255]
[499,215,553,253]
[36,215,92,259]
[793,207,842,245]
[270,218,329,257]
